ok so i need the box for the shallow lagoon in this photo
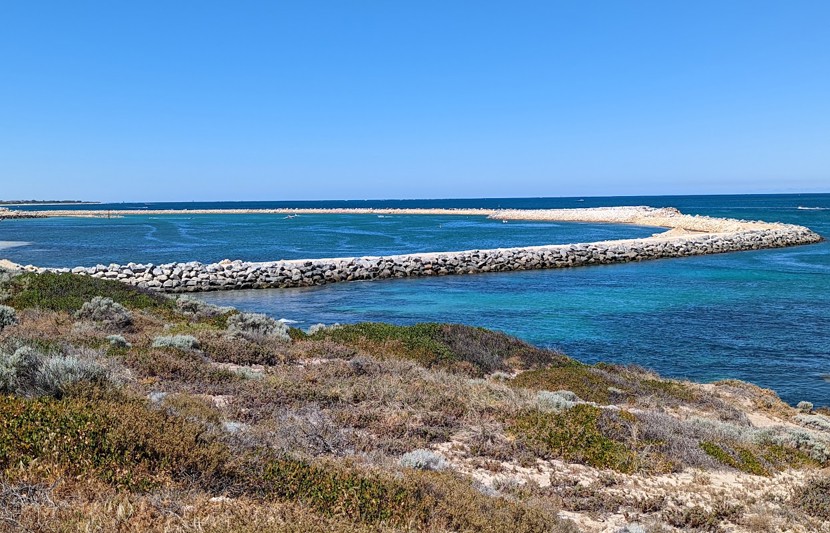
[0,214,654,268]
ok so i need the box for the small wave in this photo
[279,318,299,324]
[797,206,829,211]
[0,241,31,250]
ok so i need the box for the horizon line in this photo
[4,190,830,205]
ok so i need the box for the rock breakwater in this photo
[0,208,44,220]
[25,208,821,293]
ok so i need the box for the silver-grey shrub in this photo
[227,312,289,342]
[75,297,133,330]
[307,323,342,335]
[536,390,580,412]
[233,367,264,380]
[796,413,830,432]
[35,355,108,398]
[106,334,131,348]
[399,449,448,471]
[0,305,17,330]
[0,269,19,301]
[0,346,40,394]
[797,401,814,414]
[175,295,232,319]
[152,334,199,351]
[0,344,110,397]
[614,524,646,533]
[757,427,830,463]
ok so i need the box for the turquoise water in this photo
[5,194,830,405]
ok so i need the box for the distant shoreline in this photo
[0,201,99,206]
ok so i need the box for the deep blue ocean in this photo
[4,194,829,406]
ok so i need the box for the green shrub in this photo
[262,457,416,523]
[700,441,769,476]
[0,392,228,490]
[434,323,572,372]
[260,458,560,531]
[513,364,701,408]
[199,331,293,366]
[509,404,639,473]
[315,322,570,376]
[125,346,235,384]
[663,505,722,530]
[513,365,617,404]
[3,272,174,313]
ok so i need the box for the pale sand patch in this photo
[432,439,816,533]
[651,227,710,238]
[21,205,808,236]
[0,259,23,270]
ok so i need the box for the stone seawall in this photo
[37,223,822,293]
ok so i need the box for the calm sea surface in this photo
[5,194,829,406]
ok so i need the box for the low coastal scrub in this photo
[399,449,448,471]
[311,322,570,376]
[175,294,233,319]
[75,296,133,330]
[0,393,566,531]
[535,389,581,411]
[0,304,17,330]
[200,330,293,365]
[152,334,200,351]
[0,391,228,490]
[307,322,342,335]
[106,333,130,348]
[227,311,290,342]
[512,362,726,414]
[0,270,828,531]
[0,342,112,398]
[2,271,174,313]
[795,475,830,520]
[509,404,643,473]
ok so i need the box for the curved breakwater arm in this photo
[3,206,823,293]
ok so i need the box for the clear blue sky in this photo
[1,1,828,201]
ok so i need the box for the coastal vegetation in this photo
[0,267,828,531]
